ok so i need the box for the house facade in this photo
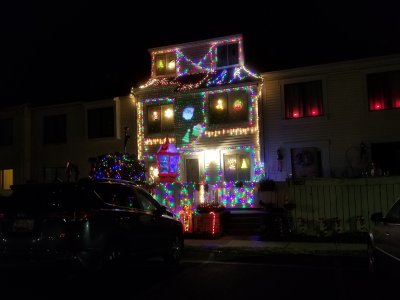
[132,34,264,216]
[0,97,136,194]
[261,54,400,182]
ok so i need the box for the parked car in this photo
[368,197,400,276]
[0,178,184,270]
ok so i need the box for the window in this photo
[135,188,159,212]
[371,142,400,176]
[43,114,66,144]
[0,118,13,146]
[155,53,176,76]
[147,104,174,135]
[284,81,324,119]
[385,200,400,223]
[94,185,140,209]
[367,70,400,111]
[87,107,115,139]
[223,154,250,182]
[44,167,65,183]
[185,158,199,183]
[209,91,248,125]
[0,169,13,190]
[216,43,239,68]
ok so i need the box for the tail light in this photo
[73,210,92,222]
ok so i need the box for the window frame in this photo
[208,91,249,126]
[216,42,240,69]
[43,114,67,144]
[87,106,115,139]
[0,169,13,190]
[222,152,251,182]
[154,52,177,77]
[0,118,13,146]
[146,103,174,136]
[366,69,400,112]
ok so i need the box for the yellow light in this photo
[164,108,173,118]
[216,99,224,110]
[241,159,248,169]
[157,60,165,69]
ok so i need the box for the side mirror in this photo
[371,212,383,222]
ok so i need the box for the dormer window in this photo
[155,52,176,76]
[216,43,239,68]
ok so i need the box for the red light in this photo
[375,104,381,110]
[394,99,400,108]
[293,112,299,118]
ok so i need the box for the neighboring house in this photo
[0,97,136,191]
[261,54,400,182]
[131,34,264,210]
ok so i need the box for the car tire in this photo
[164,235,183,267]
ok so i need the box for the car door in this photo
[376,199,400,259]
[134,187,170,254]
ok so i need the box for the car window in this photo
[95,184,140,209]
[6,185,102,211]
[135,188,159,212]
[385,199,400,223]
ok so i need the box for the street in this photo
[0,250,390,300]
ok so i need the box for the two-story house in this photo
[131,34,264,214]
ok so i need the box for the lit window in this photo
[155,52,176,76]
[284,81,324,119]
[0,169,13,190]
[209,91,248,125]
[147,104,174,135]
[223,154,250,182]
[367,70,400,111]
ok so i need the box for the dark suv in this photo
[0,178,184,270]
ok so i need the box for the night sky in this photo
[1,1,400,107]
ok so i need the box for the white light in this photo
[205,149,219,165]
[164,108,174,118]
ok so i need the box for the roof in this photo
[138,66,262,92]
[148,34,243,53]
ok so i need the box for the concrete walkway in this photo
[185,235,368,255]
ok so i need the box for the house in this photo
[131,34,265,215]
[0,97,136,194]
[261,54,400,181]
[260,54,400,234]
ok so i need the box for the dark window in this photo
[0,118,13,146]
[147,104,174,135]
[217,43,239,68]
[94,184,140,208]
[371,142,400,176]
[209,91,248,125]
[223,154,250,182]
[155,53,176,76]
[135,188,159,212]
[87,107,114,139]
[284,81,324,119]
[44,167,65,183]
[385,200,400,223]
[186,158,199,183]
[43,114,66,144]
[367,70,400,111]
